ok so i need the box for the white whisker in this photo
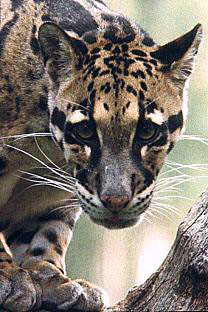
[2,132,51,142]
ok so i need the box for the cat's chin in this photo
[90,215,141,229]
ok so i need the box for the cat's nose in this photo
[100,194,130,213]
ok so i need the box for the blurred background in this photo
[66,0,208,304]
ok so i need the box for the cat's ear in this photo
[38,22,88,85]
[150,24,203,85]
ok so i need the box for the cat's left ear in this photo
[150,24,203,85]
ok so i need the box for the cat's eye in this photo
[138,122,158,142]
[74,122,94,142]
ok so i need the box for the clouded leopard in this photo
[0,0,202,310]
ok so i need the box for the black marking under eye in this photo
[51,108,66,131]
[168,111,183,133]
[64,122,80,145]
[146,101,157,114]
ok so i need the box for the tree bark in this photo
[3,189,208,312]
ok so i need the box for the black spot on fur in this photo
[167,141,174,154]
[168,111,183,133]
[103,25,135,44]
[126,85,137,97]
[146,101,157,114]
[15,96,21,113]
[131,70,145,79]
[32,25,37,34]
[87,81,94,92]
[149,59,158,66]
[117,16,134,35]
[31,247,45,256]
[38,96,48,111]
[91,47,100,54]
[142,36,155,47]
[92,67,101,78]
[139,90,145,101]
[160,65,171,73]
[100,82,111,94]
[0,14,18,56]
[146,69,153,77]
[55,245,63,256]
[42,85,48,94]
[99,69,110,77]
[103,103,109,111]
[140,81,147,91]
[143,63,152,71]
[131,50,147,57]
[90,89,96,107]
[101,13,114,22]
[27,69,42,81]
[0,157,7,173]
[112,46,121,54]
[71,147,79,153]
[121,44,129,52]
[126,101,130,109]
[41,15,53,22]
[103,43,113,51]
[44,229,58,244]
[83,33,97,44]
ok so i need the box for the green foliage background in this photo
[66,0,208,304]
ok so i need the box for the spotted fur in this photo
[0,0,202,310]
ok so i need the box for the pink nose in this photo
[100,195,130,213]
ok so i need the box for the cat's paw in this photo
[0,263,38,312]
[28,260,109,311]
